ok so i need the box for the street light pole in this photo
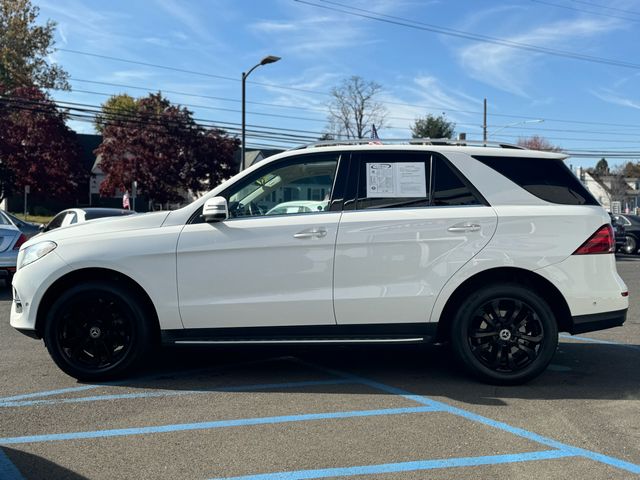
[241,55,281,172]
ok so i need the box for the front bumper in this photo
[569,308,627,334]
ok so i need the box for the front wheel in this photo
[451,284,558,385]
[43,282,153,381]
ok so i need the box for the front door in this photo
[176,152,345,329]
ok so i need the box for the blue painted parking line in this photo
[0,379,354,408]
[208,450,576,480]
[560,333,640,351]
[0,406,439,445]
[0,355,297,405]
[0,448,24,480]
[308,364,640,475]
[0,385,102,403]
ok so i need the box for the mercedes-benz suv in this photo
[10,140,628,384]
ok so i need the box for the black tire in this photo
[623,235,637,255]
[43,281,153,381]
[450,283,558,385]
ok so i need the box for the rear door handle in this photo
[294,228,328,239]
[447,223,481,233]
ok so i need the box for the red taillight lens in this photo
[573,224,614,255]
[13,234,27,250]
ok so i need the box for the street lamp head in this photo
[260,55,281,65]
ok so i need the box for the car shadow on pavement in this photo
[100,341,640,408]
[3,447,89,480]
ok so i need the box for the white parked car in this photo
[10,141,628,384]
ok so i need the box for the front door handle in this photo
[448,223,481,233]
[294,228,328,239]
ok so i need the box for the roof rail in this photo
[290,138,526,150]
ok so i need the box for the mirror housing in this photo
[202,196,229,223]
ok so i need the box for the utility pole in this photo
[483,98,487,143]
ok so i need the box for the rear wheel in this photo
[451,284,558,385]
[622,235,637,255]
[43,282,152,381]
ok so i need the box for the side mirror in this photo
[202,196,229,223]
[39,224,46,232]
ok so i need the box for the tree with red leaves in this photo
[96,92,238,206]
[517,135,562,152]
[0,86,85,202]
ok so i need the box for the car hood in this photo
[22,211,171,248]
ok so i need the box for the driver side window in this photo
[226,154,339,219]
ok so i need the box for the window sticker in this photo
[366,162,426,198]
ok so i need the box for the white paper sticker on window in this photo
[366,162,426,198]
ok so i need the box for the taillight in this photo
[13,234,27,250]
[572,224,614,255]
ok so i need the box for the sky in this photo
[36,0,640,168]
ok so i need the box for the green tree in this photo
[94,93,139,134]
[594,158,609,175]
[0,0,69,90]
[326,76,387,139]
[411,114,455,139]
[622,161,640,178]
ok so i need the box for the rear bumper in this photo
[570,308,627,334]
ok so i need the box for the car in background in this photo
[612,214,640,255]
[42,208,135,232]
[0,223,27,283]
[0,210,42,239]
[266,200,328,215]
[609,214,626,253]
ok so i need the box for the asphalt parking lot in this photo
[1,260,639,480]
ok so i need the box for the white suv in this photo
[10,141,628,384]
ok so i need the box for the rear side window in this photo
[473,155,598,205]
[432,156,482,206]
[354,151,484,209]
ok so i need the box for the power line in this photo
[55,56,640,130]
[530,0,640,23]
[58,48,330,97]
[569,0,640,17]
[65,79,640,133]
[0,96,321,145]
[295,0,640,70]
[4,95,639,153]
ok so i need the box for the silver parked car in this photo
[0,210,42,239]
[0,221,27,283]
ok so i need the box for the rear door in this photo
[333,150,497,325]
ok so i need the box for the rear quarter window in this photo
[473,155,599,206]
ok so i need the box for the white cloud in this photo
[380,75,484,137]
[457,17,623,96]
[591,89,640,110]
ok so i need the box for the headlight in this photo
[18,241,57,270]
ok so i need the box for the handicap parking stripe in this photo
[0,406,439,445]
[560,333,640,351]
[208,450,577,480]
[0,379,354,408]
[304,364,640,476]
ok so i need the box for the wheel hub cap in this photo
[89,326,102,339]
[499,329,512,341]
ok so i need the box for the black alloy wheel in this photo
[451,284,558,385]
[468,298,544,373]
[44,282,152,381]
